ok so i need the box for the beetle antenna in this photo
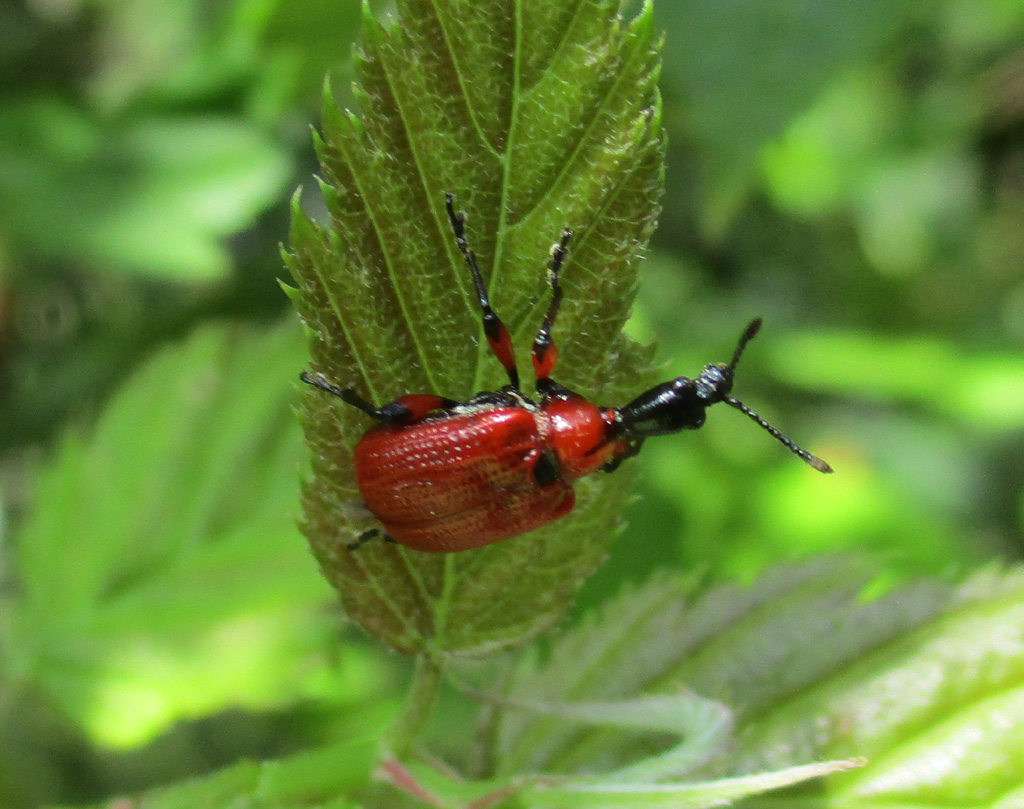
[729,318,763,373]
[723,396,833,473]
[300,370,348,399]
[300,371,383,419]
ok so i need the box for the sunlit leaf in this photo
[489,559,1024,806]
[7,320,342,747]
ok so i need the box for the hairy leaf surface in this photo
[285,0,665,656]
[488,559,1024,806]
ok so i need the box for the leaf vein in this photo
[303,234,384,402]
[353,66,445,395]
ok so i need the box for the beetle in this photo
[300,193,832,553]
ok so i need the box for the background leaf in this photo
[479,560,1024,807]
[5,319,341,747]
[471,691,734,784]
[50,738,377,809]
[0,101,292,280]
[517,760,861,809]
[383,755,859,809]
[658,0,917,234]
[286,0,665,656]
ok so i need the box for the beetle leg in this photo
[599,437,643,473]
[445,193,521,390]
[532,227,571,396]
[347,529,378,550]
[393,394,460,422]
[301,372,456,424]
[347,528,397,550]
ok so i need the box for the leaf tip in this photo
[289,184,304,212]
[277,277,300,303]
[359,0,384,43]
[287,188,322,252]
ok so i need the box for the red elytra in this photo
[301,193,832,553]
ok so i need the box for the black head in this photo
[616,319,832,473]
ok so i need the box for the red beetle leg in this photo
[595,436,641,474]
[446,193,521,389]
[484,321,517,388]
[300,372,456,425]
[531,227,571,394]
[393,394,459,423]
[532,342,558,383]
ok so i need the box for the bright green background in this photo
[1,0,1022,805]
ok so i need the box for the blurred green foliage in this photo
[0,0,1022,806]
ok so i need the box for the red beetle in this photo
[301,194,832,553]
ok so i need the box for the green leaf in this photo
[489,570,715,776]
[491,561,933,774]
[0,99,292,279]
[5,319,343,747]
[377,756,858,809]
[771,327,1024,432]
[485,559,1024,807]
[731,566,1024,808]
[516,760,861,809]
[49,558,1024,806]
[48,737,376,809]
[487,693,732,783]
[286,0,664,656]
[659,0,916,233]
[43,731,851,809]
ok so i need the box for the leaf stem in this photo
[383,654,444,758]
